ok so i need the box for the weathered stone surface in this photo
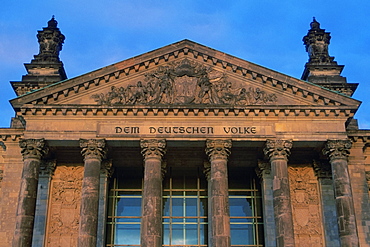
[13,139,48,247]
[78,139,106,247]
[323,139,359,246]
[140,139,166,247]
[264,139,295,247]
[206,139,231,247]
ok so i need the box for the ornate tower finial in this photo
[301,18,358,96]
[11,17,67,96]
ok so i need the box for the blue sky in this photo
[0,0,369,128]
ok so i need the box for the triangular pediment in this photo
[11,39,360,116]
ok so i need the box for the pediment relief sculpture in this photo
[91,59,277,106]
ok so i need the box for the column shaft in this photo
[78,139,106,247]
[206,139,231,247]
[140,139,166,247]
[264,139,295,247]
[13,139,48,247]
[323,140,359,247]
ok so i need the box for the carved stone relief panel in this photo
[45,165,83,247]
[92,58,277,106]
[288,165,324,247]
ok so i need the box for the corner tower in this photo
[301,18,357,96]
[11,16,67,96]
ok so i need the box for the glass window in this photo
[229,168,264,247]
[163,167,208,247]
[106,167,143,247]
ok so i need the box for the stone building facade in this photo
[0,17,369,247]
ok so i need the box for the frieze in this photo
[91,59,277,106]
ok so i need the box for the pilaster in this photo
[323,139,359,246]
[32,160,56,247]
[140,139,166,247]
[256,161,276,247]
[78,139,106,247]
[313,160,340,247]
[263,139,295,247]
[205,139,232,247]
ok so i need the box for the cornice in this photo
[11,40,360,109]
[17,105,356,118]
[0,128,24,141]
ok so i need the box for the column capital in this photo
[205,139,232,161]
[140,139,166,161]
[39,159,56,177]
[100,160,114,177]
[19,138,48,160]
[312,159,332,179]
[322,139,352,162]
[263,139,292,161]
[80,139,107,161]
[203,161,211,181]
[255,160,271,180]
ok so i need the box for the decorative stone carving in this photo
[205,139,232,161]
[312,160,332,179]
[45,165,83,247]
[303,17,334,64]
[19,138,48,160]
[0,141,5,151]
[92,59,277,106]
[263,139,293,161]
[79,139,106,161]
[322,139,352,161]
[289,166,324,246]
[140,139,166,160]
[36,16,65,61]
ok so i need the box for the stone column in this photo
[313,160,340,246]
[78,139,106,247]
[323,140,359,246]
[205,139,232,247]
[32,160,56,247]
[263,139,294,247]
[256,161,277,247]
[140,139,166,247]
[97,160,113,247]
[13,138,48,247]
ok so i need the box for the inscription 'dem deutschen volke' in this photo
[115,126,257,135]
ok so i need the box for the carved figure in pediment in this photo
[92,58,278,106]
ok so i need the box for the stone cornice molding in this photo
[263,139,293,162]
[322,139,352,162]
[79,139,107,161]
[205,139,232,161]
[11,40,360,110]
[140,139,166,161]
[19,138,49,160]
[17,105,356,118]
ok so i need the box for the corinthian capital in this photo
[80,139,106,161]
[140,139,166,160]
[263,139,292,161]
[19,138,48,160]
[322,139,352,162]
[205,139,232,161]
